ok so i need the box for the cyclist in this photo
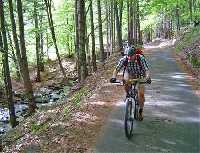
[110,46,151,120]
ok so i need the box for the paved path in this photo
[94,46,200,153]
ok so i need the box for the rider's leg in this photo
[124,70,130,94]
[138,84,145,120]
[138,85,145,108]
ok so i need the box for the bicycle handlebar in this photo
[126,79,147,84]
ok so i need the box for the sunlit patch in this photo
[47,109,59,113]
[90,94,98,99]
[62,61,75,70]
[103,90,113,93]
[50,122,71,127]
[146,100,184,107]
[90,101,107,106]
[176,117,200,123]
[72,112,98,123]
[161,139,176,145]
[110,119,124,126]
[177,83,191,87]
[152,78,162,82]
[153,112,170,118]
[115,101,125,107]
[195,90,200,96]
[171,74,186,79]
[187,75,196,81]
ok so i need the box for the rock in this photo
[13,91,24,99]
[71,83,82,91]
[15,104,28,115]
[35,96,48,104]
[0,108,9,122]
[21,144,41,153]
[0,128,5,134]
[48,93,60,102]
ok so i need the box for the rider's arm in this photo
[112,69,118,78]
[112,56,127,78]
[140,55,150,79]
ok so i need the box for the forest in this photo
[0,0,200,152]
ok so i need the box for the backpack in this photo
[124,48,144,67]
[122,48,146,77]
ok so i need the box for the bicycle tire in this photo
[124,99,134,139]
[134,99,139,120]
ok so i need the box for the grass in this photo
[71,87,89,107]
[31,122,49,134]
[175,27,200,67]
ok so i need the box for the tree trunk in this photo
[77,0,88,81]
[113,2,116,52]
[105,1,110,54]
[189,0,193,23]
[7,28,21,81]
[133,0,137,44]
[34,0,41,82]
[16,0,36,114]
[89,0,97,72]
[39,9,44,72]
[119,0,123,44]
[75,0,81,81]
[119,0,123,28]
[115,1,123,49]
[46,32,50,60]
[136,0,142,44]
[127,0,130,43]
[110,1,114,53]
[0,0,17,127]
[44,0,66,78]
[97,0,104,63]
[8,0,22,81]
[128,0,133,45]
[176,1,180,33]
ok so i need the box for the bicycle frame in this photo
[112,78,147,139]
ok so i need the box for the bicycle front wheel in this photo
[124,99,134,139]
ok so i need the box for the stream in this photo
[0,81,76,135]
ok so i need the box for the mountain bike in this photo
[113,79,148,139]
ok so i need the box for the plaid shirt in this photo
[116,54,149,78]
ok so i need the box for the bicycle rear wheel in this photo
[124,99,134,139]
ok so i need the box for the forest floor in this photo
[2,39,200,153]
[2,50,126,153]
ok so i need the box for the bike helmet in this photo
[127,45,136,56]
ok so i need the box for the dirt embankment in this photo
[173,27,200,96]
[174,27,200,79]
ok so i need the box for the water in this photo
[0,83,74,135]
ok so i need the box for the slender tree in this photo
[89,0,97,71]
[77,0,88,81]
[176,1,180,33]
[115,1,123,48]
[44,0,66,78]
[97,0,105,62]
[128,0,134,45]
[105,1,110,54]
[34,0,41,82]
[6,28,21,81]
[75,0,81,81]
[0,0,17,127]
[16,0,36,113]
[189,0,193,23]
[39,3,45,72]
